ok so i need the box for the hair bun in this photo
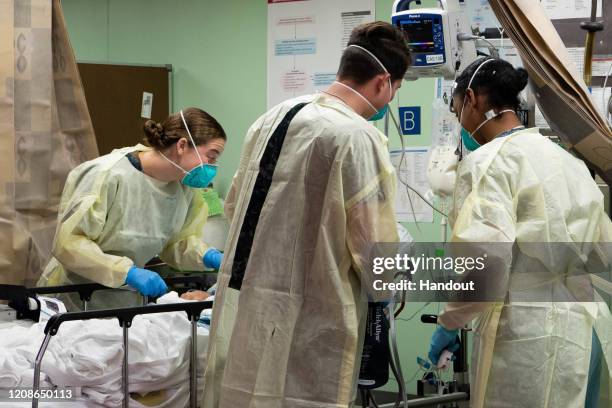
[143,120,165,148]
[512,67,529,93]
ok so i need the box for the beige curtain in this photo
[0,0,98,286]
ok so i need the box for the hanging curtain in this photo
[0,0,98,286]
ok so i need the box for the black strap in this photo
[126,152,143,172]
[229,102,309,290]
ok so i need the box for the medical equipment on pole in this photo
[391,0,476,80]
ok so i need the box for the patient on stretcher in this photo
[0,291,214,407]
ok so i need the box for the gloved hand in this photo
[125,266,168,297]
[203,248,223,270]
[428,325,460,365]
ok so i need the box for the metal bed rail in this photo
[1,280,215,408]
[32,300,212,408]
[0,273,214,314]
[372,392,469,407]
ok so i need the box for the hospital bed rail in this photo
[0,284,41,321]
[24,273,213,310]
[32,300,213,408]
[1,281,215,408]
[28,282,108,312]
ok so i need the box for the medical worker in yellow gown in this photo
[203,22,412,408]
[38,108,227,309]
[427,57,612,408]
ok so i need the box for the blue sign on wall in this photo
[398,106,421,135]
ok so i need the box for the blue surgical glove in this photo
[428,325,460,365]
[203,248,223,270]
[125,266,168,297]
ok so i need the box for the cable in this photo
[397,302,431,322]
[457,33,499,58]
[388,109,448,218]
[384,105,419,238]
[388,316,404,408]
[477,37,500,58]
[394,282,408,318]
[367,390,380,408]
[442,201,448,244]
[389,299,409,408]
[388,104,422,235]
[405,366,425,385]
[388,350,404,408]
[602,62,612,127]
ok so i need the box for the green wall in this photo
[62,0,449,396]
[63,0,268,201]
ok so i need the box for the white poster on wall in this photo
[539,0,602,20]
[267,0,375,108]
[390,148,433,223]
[566,48,612,79]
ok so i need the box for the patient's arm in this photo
[180,290,211,301]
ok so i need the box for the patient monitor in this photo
[392,0,476,80]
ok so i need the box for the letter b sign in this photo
[398,106,421,135]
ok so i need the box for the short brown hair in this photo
[337,21,411,84]
[143,107,226,150]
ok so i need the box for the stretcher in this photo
[0,276,214,408]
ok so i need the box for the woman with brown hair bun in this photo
[38,107,227,310]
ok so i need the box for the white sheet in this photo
[0,292,209,407]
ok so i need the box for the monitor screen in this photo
[401,18,435,53]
